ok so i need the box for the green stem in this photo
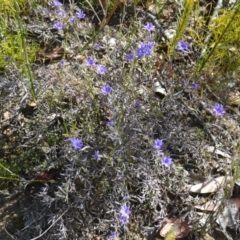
[196,4,240,74]
[13,0,36,100]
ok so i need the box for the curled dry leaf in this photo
[159,218,190,239]
[190,176,232,194]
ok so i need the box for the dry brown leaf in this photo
[159,218,190,239]
[190,176,232,194]
[194,200,220,211]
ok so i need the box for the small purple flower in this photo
[93,151,101,161]
[136,44,146,58]
[106,120,116,127]
[53,22,63,30]
[120,205,131,225]
[52,0,62,7]
[96,65,107,75]
[126,53,134,62]
[57,9,66,16]
[76,10,86,19]
[4,56,9,61]
[67,138,83,150]
[177,40,189,51]
[109,231,117,239]
[143,22,155,32]
[162,156,173,167]
[136,41,155,58]
[86,57,95,66]
[154,139,164,150]
[192,83,199,90]
[68,16,75,23]
[134,101,139,108]
[213,103,225,116]
[59,59,66,66]
[101,84,112,95]
[94,42,102,49]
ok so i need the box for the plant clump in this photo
[0,0,240,240]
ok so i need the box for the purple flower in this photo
[59,59,66,66]
[4,56,9,61]
[94,42,102,49]
[76,10,86,19]
[143,22,155,32]
[120,205,131,225]
[93,151,101,161]
[162,156,173,167]
[53,22,63,30]
[101,84,112,95]
[192,83,199,90]
[52,0,62,7]
[69,16,75,23]
[109,231,117,239]
[177,40,189,51]
[67,138,83,150]
[106,120,116,127]
[86,57,95,66]
[134,101,139,108]
[96,65,107,75]
[57,9,66,16]
[136,41,155,58]
[213,103,225,116]
[126,53,134,62]
[154,139,164,150]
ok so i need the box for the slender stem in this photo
[196,4,240,74]
[13,0,36,100]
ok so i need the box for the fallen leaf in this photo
[190,176,232,194]
[159,218,190,239]
[194,200,220,211]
